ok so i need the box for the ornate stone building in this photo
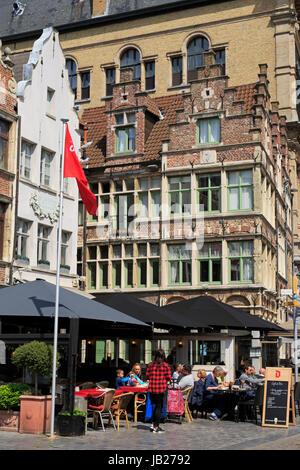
[80,57,291,324]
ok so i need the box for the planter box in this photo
[60,267,70,275]
[19,395,52,434]
[0,410,20,432]
[38,263,50,270]
[57,415,85,436]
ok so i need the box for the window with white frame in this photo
[40,149,54,187]
[16,219,31,259]
[61,231,70,267]
[20,141,34,179]
[37,224,51,263]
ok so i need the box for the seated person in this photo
[239,365,265,387]
[189,369,207,416]
[178,364,194,398]
[204,366,230,421]
[217,369,229,386]
[172,363,183,382]
[128,362,148,387]
[115,369,131,389]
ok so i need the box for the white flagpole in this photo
[49,118,69,438]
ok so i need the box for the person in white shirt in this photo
[178,364,194,398]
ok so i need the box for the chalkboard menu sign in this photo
[262,367,295,428]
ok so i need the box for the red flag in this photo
[63,124,98,215]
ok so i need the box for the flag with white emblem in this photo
[63,124,98,215]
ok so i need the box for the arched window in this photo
[187,36,209,82]
[120,48,141,80]
[66,58,77,99]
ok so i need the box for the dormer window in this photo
[115,112,136,153]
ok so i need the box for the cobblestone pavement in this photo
[1,416,300,451]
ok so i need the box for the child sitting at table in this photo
[115,369,131,389]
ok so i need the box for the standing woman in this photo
[146,349,171,433]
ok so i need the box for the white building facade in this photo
[13,28,80,287]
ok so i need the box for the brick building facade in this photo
[0,43,17,286]
[80,56,292,329]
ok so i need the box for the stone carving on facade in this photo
[29,192,60,224]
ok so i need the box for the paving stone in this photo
[0,417,300,450]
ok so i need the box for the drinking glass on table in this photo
[240,380,245,389]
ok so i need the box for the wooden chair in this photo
[134,391,147,423]
[183,387,194,423]
[113,392,134,431]
[87,389,116,432]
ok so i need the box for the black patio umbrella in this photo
[0,279,149,327]
[96,293,208,328]
[161,295,285,331]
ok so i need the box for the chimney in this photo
[92,0,106,16]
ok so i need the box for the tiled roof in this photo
[81,107,106,168]
[144,94,183,161]
[82,94,183,168]
[232,83,257,114]
[81,85,256,169]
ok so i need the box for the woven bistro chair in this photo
[112,392,134,431]
[183,387,194,423]
[134,390,147,423]
[87,389,116,432]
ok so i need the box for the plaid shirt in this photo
[146,361,171,394]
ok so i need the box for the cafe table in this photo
[216,385,254,422]
[75,388,123,399]
[119,386,148,423]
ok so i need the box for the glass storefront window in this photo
[192,340,220,365]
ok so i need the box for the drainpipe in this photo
[9,114,21,286]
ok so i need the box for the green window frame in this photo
[197,173,221,213]
[168,176,191,215]
[99,261,108,289]
[228,241,254,283]
[198,242,222,284]
[150,258,160,286]
[124,260,133,287]
[88,262,96,289]
[100,195,110,220]
[227,170,253,211]
[137,259,147,287]
[112,261,121,288]
[197,118,220,145]
[168,244,192,285]
[115,126,135,153]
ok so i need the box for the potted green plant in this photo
[0,383,32,431]
[60,264,70,274]
[57,408,86,436]
[15,254,30,265]
[38,259,50,269]
[11,341,60,434]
